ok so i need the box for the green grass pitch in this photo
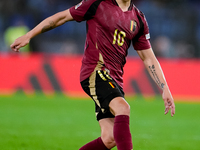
[0,93,199,150]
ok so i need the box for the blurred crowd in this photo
[0,0,200,58]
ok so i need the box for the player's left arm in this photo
[137,48,175,116]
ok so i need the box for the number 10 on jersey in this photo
[112,29,126,46]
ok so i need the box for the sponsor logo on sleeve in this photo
[75,1,83,9]
[145,33,150,40]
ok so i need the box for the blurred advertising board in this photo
[0,53,199,102]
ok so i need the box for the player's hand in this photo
[10,34,30,52]
[162,87,175,117]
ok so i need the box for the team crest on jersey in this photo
[130,20,137,32]
[75,1,83,9]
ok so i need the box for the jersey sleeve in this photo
[132,12,151,50]
[69,0,100,22]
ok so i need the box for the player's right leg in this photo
[99,118,116,149]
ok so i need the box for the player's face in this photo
[118,0,131,3]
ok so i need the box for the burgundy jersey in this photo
[70,0,151,88]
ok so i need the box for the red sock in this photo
[79,137,109,150]
[114,115,133,150]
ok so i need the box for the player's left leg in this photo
[109,97,133,150]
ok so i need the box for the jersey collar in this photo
[111,0,134,11]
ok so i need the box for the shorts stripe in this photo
[89,71,101,107]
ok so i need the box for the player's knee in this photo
[109,98,130,116]
[101,133,116,149]
[119,103,130,115]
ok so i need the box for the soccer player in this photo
[10,0,175,150]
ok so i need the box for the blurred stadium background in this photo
[0,0,200,150]
[0,0,200,56]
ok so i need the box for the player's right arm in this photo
[10,9,73,52]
